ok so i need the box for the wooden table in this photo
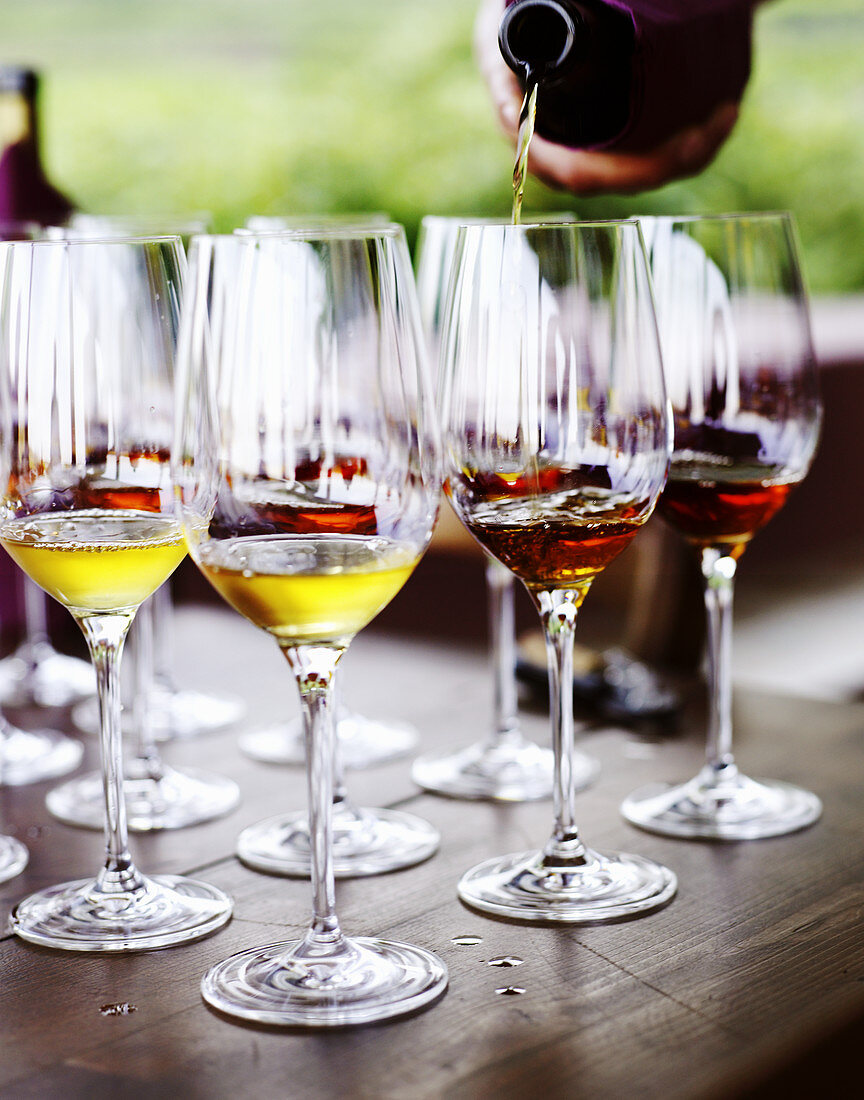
[1,603,863,1099]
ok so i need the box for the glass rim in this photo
[3,234,184,249]
[69,211,210,224]
[454,217,642,232]
[636,210,794,226]
[419,212,576,227]
[244,211,390,225]
[215,223,407,244]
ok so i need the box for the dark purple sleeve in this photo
[601,0,755,150]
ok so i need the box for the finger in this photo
[474,0,523,134]
[525,101,741,196]
[670,102,740,176]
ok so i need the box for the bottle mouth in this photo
[499,0,579,75]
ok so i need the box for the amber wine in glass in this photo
[621,212,823,840]
[413,214,594,804]
[440,220,676,922]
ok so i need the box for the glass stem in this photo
[77,610,144,892]
[23,578,51,647]
[486,555,521,745]
[537,589,588,866]
[151,582,177,694]
[331,720,363,826]
[332,742,349,812]
[131,597,163,782]
[700,548,738,781]
[283,643,346,952]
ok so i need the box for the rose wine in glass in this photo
[176,228,447,1024]
[440,220,676,921]
[0,237,232,950]
[621,212,823,839]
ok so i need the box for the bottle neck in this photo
[499,0,583,80]
[498,0,634,149]
[0,91,36,153]
[0,76,73,227]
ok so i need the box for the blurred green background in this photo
[5,0,863,292]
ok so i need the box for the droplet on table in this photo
[488,955,523,968]
[100,1003,137,1017]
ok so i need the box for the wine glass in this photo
[46,213,242,832]
[232,219,436,879]
[440,220,676,921]
[62,212,247,745]
[0,236,233,949]
[0,229,85,784]
[176,227,447,1024]
[237,212,420,771]
[412,213,595,801]
[621,212,823,840]
[0,830,27,884]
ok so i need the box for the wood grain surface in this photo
[1,604,863,1099]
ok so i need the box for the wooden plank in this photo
[2,605,863,1098]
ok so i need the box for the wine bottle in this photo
[498,0,753,152]
[0,67,74,642]
[0,66,73,227]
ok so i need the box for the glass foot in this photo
[1,725,83,787]
[202,935,448,1026]
[46,762,241,831]
[0,834,28,884]
[0,643,95,708]
[620,768,823,840]
[10,873,233,952]
[411,736,586,802]
[237,807,439,878]
[239,711,418,769]
[457,847,677,923]
[71,688,246,742]
[147,687,247,742]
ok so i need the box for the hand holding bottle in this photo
[476,0,745,196]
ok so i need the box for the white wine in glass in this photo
[236,211,420,772]
[0,236,233,950]
[176,227,447,1025]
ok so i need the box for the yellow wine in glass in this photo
[1,511,186,614]
[1,236,232,951]
[197,534,417,644]
[178,228,446,1026]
